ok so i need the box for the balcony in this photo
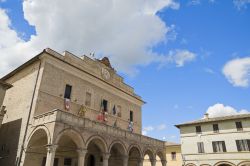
[33,109,165,148]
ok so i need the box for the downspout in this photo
[18,60,42,166]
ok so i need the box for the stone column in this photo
[45,145,58,166]
[122,155,128,166]
[161,160,167,166]
[77,149,87,166]
[150,159,156,166]
[138,157,144,166]
[103,153,110,166]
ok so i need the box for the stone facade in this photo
[176,114,250,166]
[0,48,166,166]
[0,81,12,128]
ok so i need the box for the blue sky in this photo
[0,0,250,142]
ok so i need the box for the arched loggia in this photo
[108,141,127,166]
[128,145,142,166]
[85,135,109,166]
[23,128,49,166]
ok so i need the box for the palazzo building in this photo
[176,113,250,166]
[0,48,166,166]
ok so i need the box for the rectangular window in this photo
[236,140,250,151]
[64,84,72,99]
[236,121,243,131]
[213,124,219,133]
[117,105,122,117]
[102,99,108,112]
[64,158,72,166]
[197,142,205,153]
[212,141,227,152]
[85,92,92,107]
[130,111,133,122]
[196,126,202,134]
[171,152,176,160]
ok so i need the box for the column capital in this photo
[46,144,58,153]
[103,153,110,160]
[77,148,88,156]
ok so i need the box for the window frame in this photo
[235,121,243,131]
[130,110,133,122]
[197,142,205,153]
[171,152,176,160]
[213,124,219,133]
[64,84,72,99]
[85,92,92,107]
[236,139,250,152]
[196,125,202,134]
[212,141,227,153]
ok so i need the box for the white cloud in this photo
[204,68,215,74]
[142,123,166,135]
[0,0,197,77]
[233,0,250,10]
[206,103,249,118]
[157,49,196,68]
[142,126,154,135]
[188,0,201,6]
[162,135,176,140]
[222,57,250,87]
[156,124,167,130]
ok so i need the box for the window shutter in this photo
[197,142,201,153]
[212,142,216,152]
[247,140,250,151]
[236,140,241,151]
[222,141,227,152]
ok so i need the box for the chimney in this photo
[203,113,209,119]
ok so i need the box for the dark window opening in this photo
[213,124,219,133]
[171,152,176,160]
[130,111,133,122]
[196,126,202,134]
[64,84,72,99]
[236,121,243,131]
[212,141,227,152]
[102,99,108,112]
[64,158,72,166]
[236,139,250,151]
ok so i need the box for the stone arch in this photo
[214,161,236,166]
[143,147,155,159]
[85,135,109,166]
[86,135,108,153]
[128,144,143,157]
[186,164,196,166]
[156,149,166,161]
[55,128,85,148]
[128,144,143,166]
[23,126,49,166]
[238,161,250,166]
[25,125,51,148]
[108,140,128,166]
[109,140,127,154]
[143,148,155,166]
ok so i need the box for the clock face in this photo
[102,68,110,80]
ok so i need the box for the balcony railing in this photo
[33,109,165,148]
